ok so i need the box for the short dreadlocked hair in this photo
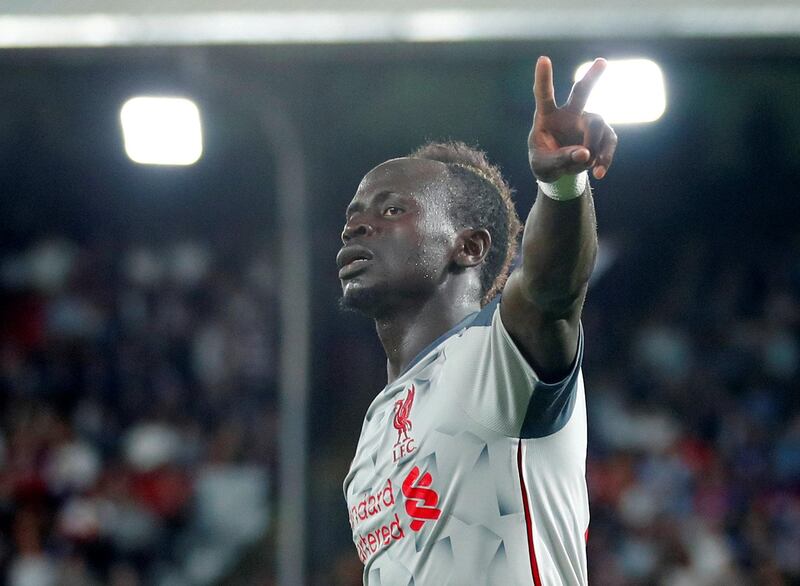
[408,141,522,306]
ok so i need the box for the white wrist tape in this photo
[537,171,588,201]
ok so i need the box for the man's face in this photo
[337,158,456,318]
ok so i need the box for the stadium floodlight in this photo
[120,96,203,165]
[574,59,666,124]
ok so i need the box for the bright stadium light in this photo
[120,96,202,165]
[574,59,666,124]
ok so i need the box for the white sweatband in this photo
[537,171,589,201]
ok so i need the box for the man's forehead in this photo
[356,157,449,195]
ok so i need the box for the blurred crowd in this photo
[583,236,800,585]
[0,239,277,586]
[2,230,799,586]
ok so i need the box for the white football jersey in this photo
[343,296,589,586]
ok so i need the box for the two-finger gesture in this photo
[528,56,618,183]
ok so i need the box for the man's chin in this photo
[338,281,392,318]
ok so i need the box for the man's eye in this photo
[383,206,403,216]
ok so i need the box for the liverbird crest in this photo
[393,384,415,445]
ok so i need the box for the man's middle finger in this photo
[565,58,607,113]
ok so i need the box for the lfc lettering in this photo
[393,437,416,462]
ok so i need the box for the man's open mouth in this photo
[339,257,371,279]
[337,246,374,279]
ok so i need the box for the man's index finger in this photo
[533,56,557,114]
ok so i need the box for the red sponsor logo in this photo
[354,512,405,564]
[392,385,416,462]
[350,466,443,564]
[350,480,405,563]
[402,466,441,532]
[349,479,395,530]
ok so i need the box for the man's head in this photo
[337,141,521,318]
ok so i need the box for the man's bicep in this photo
[500,270,584,383]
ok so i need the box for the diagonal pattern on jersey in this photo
[402,466,441,531]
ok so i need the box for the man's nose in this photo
[341,216,374,243]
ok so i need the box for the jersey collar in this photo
[398,296,500,379]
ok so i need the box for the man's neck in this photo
[375,295,481,383]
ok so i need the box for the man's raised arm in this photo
[501,56,618,382]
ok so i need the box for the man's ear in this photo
[452,228,491,269]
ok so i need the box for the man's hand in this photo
[528,56,618,183]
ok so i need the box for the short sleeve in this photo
[446,296,584,438]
